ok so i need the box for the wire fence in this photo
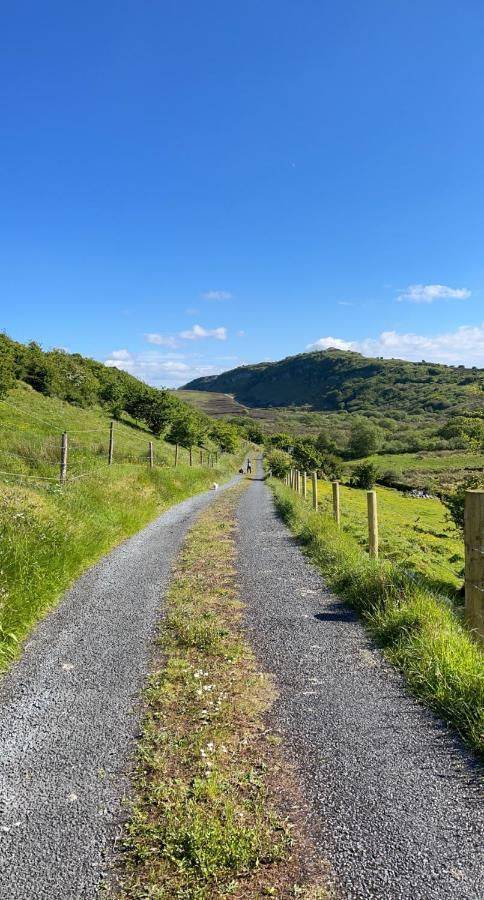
[0,402,221,489]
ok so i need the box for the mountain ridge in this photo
[182,349,484,415]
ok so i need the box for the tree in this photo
[319,452,343,481]
[315,428,335,454]
[348,419,383,458]
[210,422,239,454]
[167,411,205,452]
[265,448,292,478]
[0,334,15,398]
[291,438,323,472]
[246,422,264,444]
[267,432,293,451]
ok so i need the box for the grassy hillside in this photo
[0,384,245,670]
[184,348,484,416]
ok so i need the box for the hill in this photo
[176,389,248,418]
[183,349,484,416]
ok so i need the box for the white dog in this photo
[212,482,219,490]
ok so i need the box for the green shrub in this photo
[350,461,378,489]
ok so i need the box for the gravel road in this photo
[236,462,483,899]
[0,476,239,900]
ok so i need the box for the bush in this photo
[440,475,483,531]
[379,469,400,487]
[319,452,343,481]
[351,461,378,489]
[265,448,292,478]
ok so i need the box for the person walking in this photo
[246,458,252,474]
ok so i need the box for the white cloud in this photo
[109,349,133,361]
[144,333,179,347]
[307,336,354,352]
[178,324,227,341]
[105,349,222,388]
[236,330,246,337]
[306,324,484,366]
[201,290,233,301]
[397,284,471,303]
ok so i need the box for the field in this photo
[315,480,463,596]
[348,450,484,491]
[0,383,245,668]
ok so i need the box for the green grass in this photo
[348,449,484,490]
[0,384,246,669]
[117,486,328,899]
[315,480,464,595]
[271,481,484,756]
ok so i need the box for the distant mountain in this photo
[182,349,484,415]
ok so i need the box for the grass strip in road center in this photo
[115,483,329,899]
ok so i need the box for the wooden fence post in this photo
[149,441,154,469]
[108,421,114,465]
[60,431,68,484]
[312,471,318,510]
[367,490,379,559]
[200,450,203,465]
[303,471,307,499]
[189,447,193,466]
[175,444,179,467]
[464,490,484,643]
[332,481,341,527]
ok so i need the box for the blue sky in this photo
[1,0,484,387]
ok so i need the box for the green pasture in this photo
[315,480,464,595]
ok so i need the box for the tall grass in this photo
[271,481,484,756]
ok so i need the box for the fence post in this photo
[464,490,484,643]
[332,481,341,527]
[189,447,193,466]
[108,421,114,465]
[303,471,307,499]
[149,440,154,469]
[200,450,203,465]
[312,471,318,510]
[367,490,379,559]
[175,444,179,467]
[60,431,68,484]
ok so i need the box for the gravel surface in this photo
[0,476,239,900]
[236,463,484,900]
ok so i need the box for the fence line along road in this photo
[285,468,484,643]
[0,416,232,488]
